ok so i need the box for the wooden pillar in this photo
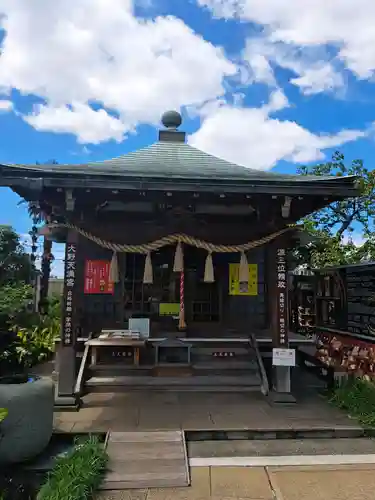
[55,230,80,408]
[268,237,295,403]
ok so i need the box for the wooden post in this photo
[55,230,80,408]
[268,237,295,403]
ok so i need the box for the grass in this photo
[36,435,108,500]
[329,376,375,427]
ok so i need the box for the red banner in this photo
[84,260,114,294]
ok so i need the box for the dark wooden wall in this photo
[220,248,266,332]
[315,265,375,337]
[78,229,268,335]
[73,213,279,246]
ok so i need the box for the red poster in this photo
[84,260,114,294]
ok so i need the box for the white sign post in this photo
[272,348,296,367]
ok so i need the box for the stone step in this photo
[102,430,189,490]
[86,374,261,393]
[89,363,259,378]
[188,437,375,458]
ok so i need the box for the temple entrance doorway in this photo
[122,246,221,337]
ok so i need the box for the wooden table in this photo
[85,338,146,366]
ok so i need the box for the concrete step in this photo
[89,365,259,378]
[89,359,258,376]
[86,374,261,393]
[188,438,375,458]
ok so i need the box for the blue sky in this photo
[0,0,374,275]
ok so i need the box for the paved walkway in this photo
[54,391,358,433]
[96,464,375,500]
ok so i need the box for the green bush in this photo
[0,284,61,374]
[11,324,58,368]
[37,436,108,500]
[330,376,375,427]
[0,283,35,329]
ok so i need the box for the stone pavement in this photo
[96,464,375,500]
[54,391,359,433]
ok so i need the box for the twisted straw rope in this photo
[47,223,295,254]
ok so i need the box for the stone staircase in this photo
[83,343,265,394]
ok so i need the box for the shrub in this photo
[0,287,61,375]
[11,325,58,368]
[330,376,375,427]
[0,283,35,329]
[37,436,108,500]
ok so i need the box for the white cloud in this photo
[25,103,126,144]
[0,0,236,143]
[262,88,289,114]
[290,66,345,96]
[0,0,369,171]
[0,99,13,112]
[243,51,276,87]
[242,38,345,96]
[199,0,375,90]
[189,91,366,170]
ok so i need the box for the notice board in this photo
[229,263,258,296]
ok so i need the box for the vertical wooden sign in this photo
[62,242,77,346]
[276,247,288,347]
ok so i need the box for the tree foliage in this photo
[296,152,375,268]
[0,283,34,327]
[0,225,34,285]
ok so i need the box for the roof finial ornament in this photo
[161,110,182,130]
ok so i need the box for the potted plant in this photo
[0,374,54,464]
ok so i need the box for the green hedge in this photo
[37,436,108,500]
[330,376,375,427]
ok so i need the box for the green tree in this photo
[0,225,34,285]
[296,152,375,268]
[0,282,35,328]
